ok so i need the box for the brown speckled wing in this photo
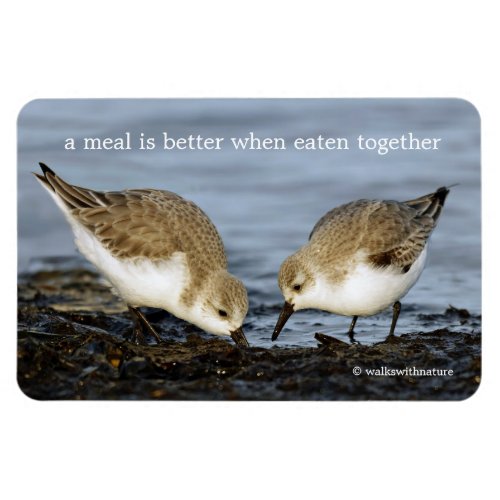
[308,187,449,274]
[365,188,450,271]
[363,201,435,272]
[38,166,227,270]
[78,190,227,265]
[309,199,375,242]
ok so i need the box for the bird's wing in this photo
[308,187,450,273]
[363,201,436,272]
[308,199,375,241]
[365,187,450,271]
[403,186,450,223]
[309,187,450,241]
[35,163,227,267]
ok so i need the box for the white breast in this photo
[299,247,428,317]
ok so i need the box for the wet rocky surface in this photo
[18,261,481,401]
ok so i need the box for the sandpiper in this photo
[35,163,249,347]
[272,187,451,342]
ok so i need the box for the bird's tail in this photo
[404,185,455,223]
[34,163,106,210]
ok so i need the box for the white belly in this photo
[72,222,189,312]
[303,247,427,317]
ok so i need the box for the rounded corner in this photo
[458,375,482,402]
[17,98,46,126]
[452,97,481,123]
[16,373,45,402]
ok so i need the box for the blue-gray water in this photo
[17,99,481,347]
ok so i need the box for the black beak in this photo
[272,301,295,341]
[230,327,250,347]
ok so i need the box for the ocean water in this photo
[17,99,481,347]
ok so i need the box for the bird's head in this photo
[194,270,249,347]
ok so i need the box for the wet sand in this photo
[17,262,481,401]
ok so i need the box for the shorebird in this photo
[35,163,249,347]
[271,187,451,343]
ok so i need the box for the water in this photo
[17,99,481,347]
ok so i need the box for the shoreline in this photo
[17,263,481,401]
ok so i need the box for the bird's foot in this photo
[129,326,148,346]
[381,333,402,345]
[347,330,360,344]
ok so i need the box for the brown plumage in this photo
[308,187,450,276]
[34,163,249,346]
[35,163,227,297]
[273,186,451,341]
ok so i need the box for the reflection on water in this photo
[18,99,481,347]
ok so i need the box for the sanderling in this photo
[35,163,249,347]
[272,187,451,342]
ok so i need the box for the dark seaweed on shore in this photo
[17,264,481,401]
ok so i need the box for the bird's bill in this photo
[230,327,250,347]
[272,301,295,341]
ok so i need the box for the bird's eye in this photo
[293,284,301,291]
[218,309,228,317]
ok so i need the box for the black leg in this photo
[347,315,358,339]
[133,308,164,343]
[128,306,163,344]
[388,301,401,336]
[128,306,147,345]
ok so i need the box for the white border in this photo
[3,1,497,499]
